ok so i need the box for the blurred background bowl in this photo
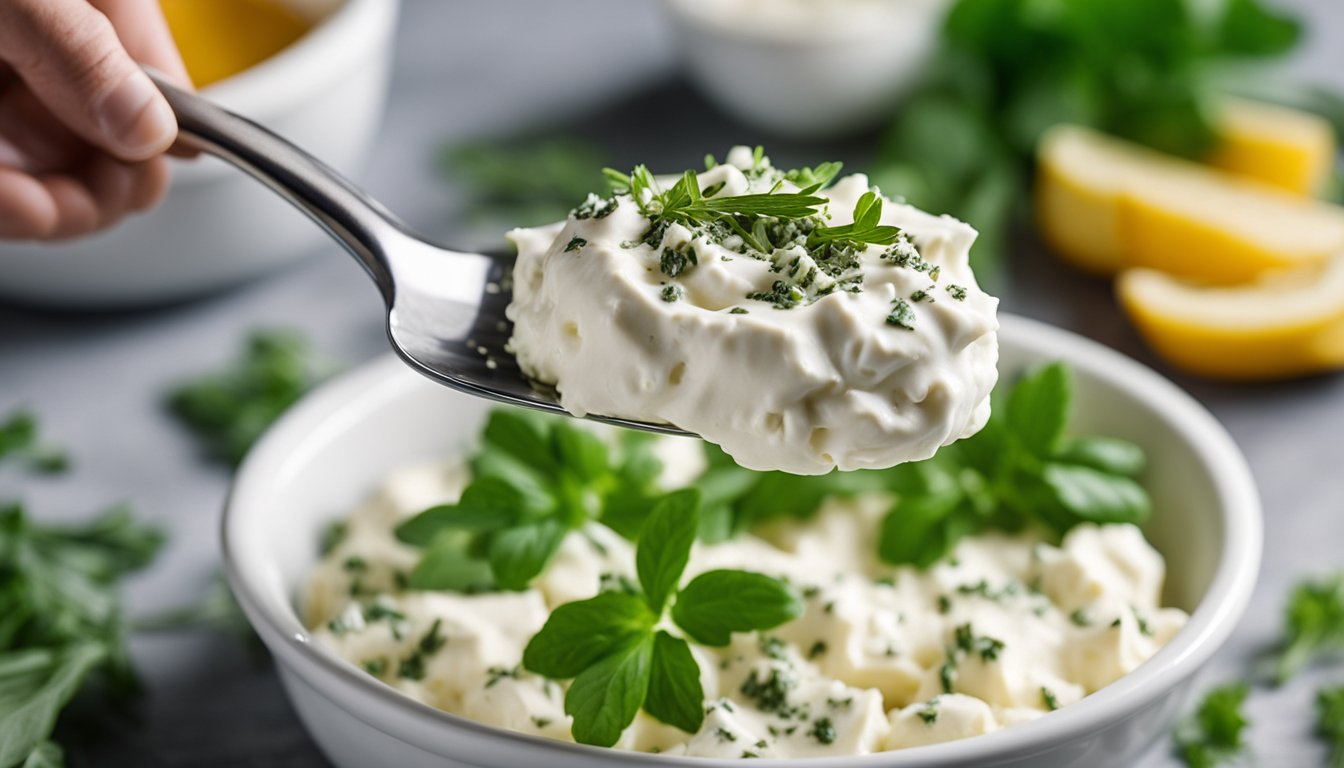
[662,0,949,140]
[0,0,398,309]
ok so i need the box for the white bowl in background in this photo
[662,0,947,139]
[0,0,398,309]
[222,314,1261,768]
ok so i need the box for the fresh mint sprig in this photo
[396,411,665,591]
[522,491,802,746]
[877,362,1150,568]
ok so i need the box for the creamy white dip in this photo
[305,445,1186,758]
[506,147,999,475]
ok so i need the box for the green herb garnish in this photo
[167,330,332,466]
[0,502,164,768]
[877,362,1149,568]
[1318,685,1344,768]
[396,411,665,592]
[521,492,802,746]
[0,410,69,474]
[1174,683,1249,768]
[1274,574,1344,684]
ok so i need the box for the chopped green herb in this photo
[809,717,837,745]
[1041,687,1060,712]
[660,246,699,278]
[564,236,587,253]
[918,699,940,724]
[1070,608,1091,627]
[1174,683,1249,768]
[808,641,828,659]
[661,284,685,303]
[946,284,968,301]
[729,307,749,315]
[886,297,916,330]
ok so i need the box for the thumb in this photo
[0,0,177,162]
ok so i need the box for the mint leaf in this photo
[636,490,700,614]
[394,477,534,545]
[1007,362,1070,456]
[879,488,966,568]
[481,410,559,477]
[1041,464,1150,525]
[671,570,803,647]
[564,635,653,747]
[552,425,610,484]
[0,644,105,768]
[1055,436,1145,477]
[488,518,568,591]
[523,592,655,679]
[406,539,495,592]
[644,630,704,734]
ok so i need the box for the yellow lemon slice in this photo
[1117,258,1344,380]
[1037,125,1344,284]
[1207,98,1337,197]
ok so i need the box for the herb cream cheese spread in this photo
[506,147,999,475]
[305,436,1186,758]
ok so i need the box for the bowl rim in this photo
[222,313,1262,767]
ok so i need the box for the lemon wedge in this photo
[1207,98,1337,197]
[1037,125,1344,283]
[1117,257,1344,380]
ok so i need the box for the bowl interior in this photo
[224,313,1259,765]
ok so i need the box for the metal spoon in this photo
[149,72,689,437]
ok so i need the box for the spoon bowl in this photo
[151,72,690,437]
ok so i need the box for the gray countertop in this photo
[1,1,1342,765]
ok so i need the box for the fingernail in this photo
[97,71,176,160]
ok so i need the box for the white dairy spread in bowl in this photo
[506,147,999,475]
[303,413,1186,759]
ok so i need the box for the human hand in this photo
[0,0,191,240]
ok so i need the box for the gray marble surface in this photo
[1,1,1342,765]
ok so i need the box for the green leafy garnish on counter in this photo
[522,492,801,746]
[0,501,164,768]
[1274,573,1344,684]
[166,330,332,466]
[396,410,665,591]
[1318,685,1344,768]
[0,410,69,475]
[1174,683,1250,768]
[872,0,1301,281]
[442,136,611,228]
[878,362,1149,568]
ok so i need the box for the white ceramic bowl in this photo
[0,0,398,308]
[662,0,947,139]
[222,314,1261,768]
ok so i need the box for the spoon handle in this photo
[147,70,401,302]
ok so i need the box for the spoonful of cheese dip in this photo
[508,148,999,474]
[150,74,997,474]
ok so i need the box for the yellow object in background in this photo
[1207,98,1337,197]
[1117,259,1344,380]
[1036,124,1344,284]
[161,0,312,88]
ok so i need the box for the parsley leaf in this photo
[1318,685,1344,768]
[1275,574,1344,684]
[0,410,69,475]
[166,330,332,466]
[1174,683,1249,768]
